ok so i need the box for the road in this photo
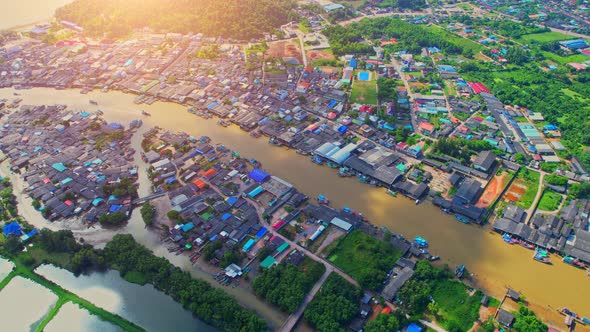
[389,55,420,135]
[280,266,332,332]
[338,10,431,26]
[419,319,447,332]
[525,172,545,225]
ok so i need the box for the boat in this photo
[441,208,450,214]
[582,317,590,325]
[455,264,466,279]
[296,149,309,156]
[558,308,587,326]
[563,256,587,269]
[141,110,151,116]
[89,100,98,105]
[414,236,428,248]
[311,155,323,165]
[317,194,329,205]
[250,130,261,138]
[268,137,282,146]
[455,214,470,224]
[381,225,391,233]
[217,119,229,127]
[429,255,440,261]
[387,189,398,197]
[533,247,551,264]
[518,240,535,250]
[502,233,516,244]
[326,162,339,169]
[13,92,20,96]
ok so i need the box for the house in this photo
[473,151,496,174]
[381,266,414,301]
[454,177,482,205]
[503,204,526,223]
[497,309,515,328]
[507,288,520,301]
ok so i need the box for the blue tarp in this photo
[337,125,348,134]
[221,213,232,221]
[249,168,270,183]
[226,196,238,206]
[166,177,177,184]
[27,229,39,237]
[188,149,204,158]
[407,323,422,332]
[3,222,22,236]
[206,102,218,110]
[255,227,268,238]
[328,100,337,108]
[109,204,122,212]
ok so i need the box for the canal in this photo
[0,88,588,330]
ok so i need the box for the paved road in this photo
[338,10,431,26]
[419,319,447,332]
[280,266,333,332]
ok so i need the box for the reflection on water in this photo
[0,276,58,331]
[45,302,122,332]
[1,88,588,329]
[35,265,217,332]
[0,256,14,282]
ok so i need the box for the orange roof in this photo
[192,178,206,189]
[202,168,217,179]
[299,81,310,88]
[381,306,392,314]
[419,122,435,132]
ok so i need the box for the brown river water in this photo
[1,88,588,331]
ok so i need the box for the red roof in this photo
[202,169,217,179]
[64,200,73,206]
[305,66,313,72]
[192,178,206,189]
[299,81,310,88]
[327,112,337,119]
[419,122,435,132]
[467,81,490,94]
[473,116,484,122]
[43,178,51,184]
[381,306,392,314]
[459,126,469,132]
[272,220,286,231]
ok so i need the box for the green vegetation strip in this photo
[515,169,541,210]
[35,297,68,332]
[537,190,562,211]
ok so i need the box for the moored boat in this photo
[250,130,261,138]
[502,233,516,244]
[317,194,329,205]
[455,214,470,224]
[414,236,428,248]
[141,110,151,116]
[533,247,551,264]
[89,100,98,105]
[518,240,535,250]
[387,189,398,197]
[268,137,282,146]
[455,264,466,278]
[217,119,229,127]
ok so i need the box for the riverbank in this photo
[0,88,588,330]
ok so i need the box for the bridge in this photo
[131,192,166,205]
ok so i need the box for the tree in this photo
[140,203,156,226]
[365,313,400,332]
[98,211,127,225]
[166,210,181,222]
[31,200,41,209]
[513,306,547,332]
[514,152,526,164]
[3,236,23,254]
[397,279,431,315]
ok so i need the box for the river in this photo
[0,0,72,30]
[0,88,588,331]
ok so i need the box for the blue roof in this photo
[226,196,238,206]
[221,213,232,221]
[349,59,358,68]
[166,177,177,184]
[52,162,67,172]
[255,227,268,238]
[181,222,195,232]
[109,204,122,212]
[61,177,73,185]
[407,323,423,332]
[328,100,337,108]
[248,186,264,198]
[3,222,22,236]
[26,229,39,237]
[243,238,256,251]
[249,168,270,183]
[92,198,104,206]
[206,102,219,110]
[108,195,118,201]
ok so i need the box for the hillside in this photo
[55,0,298,39]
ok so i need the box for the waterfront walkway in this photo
[525,173,545,224]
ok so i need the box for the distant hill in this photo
[55,0,298,39]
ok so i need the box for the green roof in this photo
[260,256,277,268]
[201,212,214,221]
[276,242,289,253]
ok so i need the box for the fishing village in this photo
[1,0,590,331]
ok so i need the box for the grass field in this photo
[538,190,563,211]
[429,25,484,55]
[328,230,401,291]
[515,169,541,209]
[542,51,590,65]
[431,279,483,331]
[350,76,377,105]
[518,31,574,43]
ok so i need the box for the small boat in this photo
[419,248,429,255]
[429,255,440,261]
[455,264,466,279]
[441,208,450,214]
[217,119,229,127]
[317,194,329,205]
[563,256,587,269]
[582,317,590,325]
[268,137,282,146]
[89,100,98,105]
[296,149,309,156]
[415,199,420,205]
[311,155,323,165]
[387,189,398,197]
[250,131,261,138]
[502,233,516,244]
[455,214,470,224]
[13,92,20,96]
[414,236,428,248]
[141,110,151,116]
[326,162,339,169]
[381,225,391,233]
[533,247,551,264]
[518,240,534,250]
